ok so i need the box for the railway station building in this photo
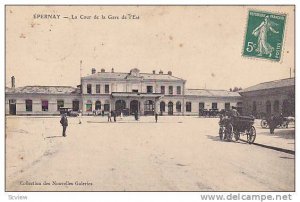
[6,68,242,116]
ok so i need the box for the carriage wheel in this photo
[260,119,269,129]
[247,126,256,144]
[234,131,240,141]
[219,126,225,140]
[225,124,233,142]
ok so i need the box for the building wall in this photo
[6,94,81,115]
[240,86,295,117]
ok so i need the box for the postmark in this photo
[243,10,286,62]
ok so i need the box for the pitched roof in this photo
[6,86,79,95]
[185,89,241,97]
[239,78,295,93]
[82,72,185,81]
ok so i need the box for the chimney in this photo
[101,68,105,73]
[159,70,163,75]
[111,68,114,73]
[152,70,156,74]
[11,76,15,89]
[92,68,96,74]
[168,71,172,76]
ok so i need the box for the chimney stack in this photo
[111,68,114,73]
[159,70,163,75]
[152,70,156,74]
[168,71,172,76]
[101,68,105,73]
[92,68,96,74]
[11,76,15,89]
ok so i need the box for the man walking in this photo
[155,113,158,123]
[113,110,117,122]
[60,113,68,137]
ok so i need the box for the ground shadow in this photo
[259,129,295,140]
[46,136,63,139]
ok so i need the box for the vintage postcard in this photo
[5,5,295,192]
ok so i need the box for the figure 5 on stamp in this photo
[243,10,286,62]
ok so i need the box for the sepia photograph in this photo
[5,5,295,192]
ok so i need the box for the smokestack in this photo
[168,71,172,76]
[159,70,163,75]
[101,68,105,73]
[111,68,114,73]
[152,70,156,74]
[11,76,15,89]
[92,68,96,74]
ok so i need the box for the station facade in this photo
[6,68,242,116]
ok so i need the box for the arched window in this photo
[86,100,92,112]
[160,101,165,112]
[176,101,181,112]
[273,100,279,113]
[266,100,271,115]
[95,100,101,110]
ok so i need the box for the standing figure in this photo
[269,114,275,134]
[252,15,279,57]
[134,111,138,121]
[108,111,112,122]
[120,111,123,120]
[78,110,82,124]
[155,113,158,123]
[60,113,68,137]
[113,111,117,122]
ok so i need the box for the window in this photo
[57,100,64,111]
[169,86,173,95]
[199,102,205,110]
[96,84,100,94]
[86,100,92,112]
[87,84,92,94]
[177,86,181,95]
[105,84,109,93]
[147,86,153,93]
[212,103,218,109]
[161,86,165,94]
[176,101,181,112]
[266,100,271,114]
[225,102,230,111]
[252,101,257,113]
[274,100,279,113]
[25,99,32,112]
[186,102,192,112]
[42,100,48,111]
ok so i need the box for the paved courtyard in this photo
[5,116,295,191]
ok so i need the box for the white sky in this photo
[6,6,294,90]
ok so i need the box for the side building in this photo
[239,78,295,118]
[5,68,242,116]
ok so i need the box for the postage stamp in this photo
[243,10,286,62]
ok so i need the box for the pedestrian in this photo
[155,112,158,123]
[134,111,138,121]
[108,111,112,122]
[269,114,275,134]
[78,110,82,124]
[113,110,117,122]
[120,111,123,120]
[60,113,68,137]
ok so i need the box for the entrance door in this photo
[168,101,173,115]
[115,100,126,115]
[72,100,80,111]
[130,100,140,115]
[9,99,16,115]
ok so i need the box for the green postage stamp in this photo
[243,10,286,62]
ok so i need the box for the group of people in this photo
[60,110,159,137]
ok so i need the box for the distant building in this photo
[239,78,295,118]
[6,68,242,116]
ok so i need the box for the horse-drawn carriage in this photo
[260,116,294,129]
[219,110,256,144]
